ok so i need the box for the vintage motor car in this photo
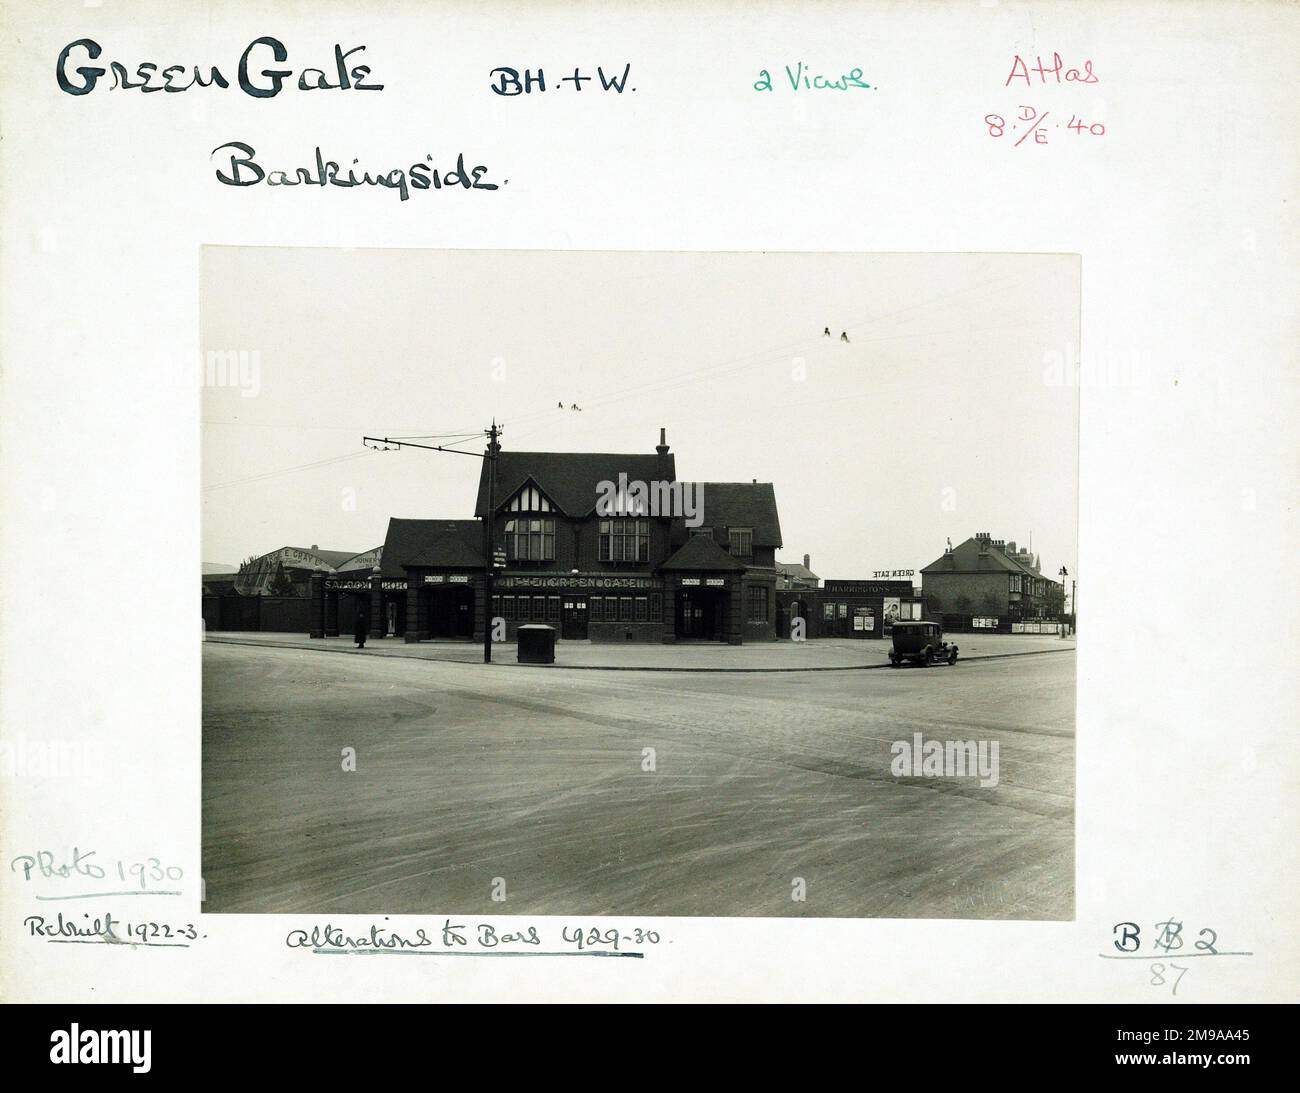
[889,620,958,667]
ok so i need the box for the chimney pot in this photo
[803,553,810,569]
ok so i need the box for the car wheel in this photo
[923,649,934,667]
[948,650,957,665]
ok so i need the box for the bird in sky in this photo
[823,327,831,337]
[841,331,850,343]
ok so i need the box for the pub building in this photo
[309,429,784,644]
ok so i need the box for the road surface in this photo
[202,644,1074,919]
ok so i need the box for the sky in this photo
[201,247,1079,580]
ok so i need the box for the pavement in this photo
[204,630,1076,671]
[202,642,1075,919]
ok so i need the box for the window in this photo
[823,602,835,621]
[599,518,649,562]
[590,597,603,622]
[504,518,556,561]
[547,596,560,621]
[533,596,546,620]
[605,596,618,620]
[650,594,662,622]
[728,528,753,557]
[491,595,500,618]
[619,597,633,621]
[635,596,648,621]
[747,586,769,622]
[502,596,516,621]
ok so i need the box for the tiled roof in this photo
[380,519,485,577]
[776,561,819,580]
[696,482,782,547]
[921,537,1022,575]
[922,537,1061,583]
[660,534,746,572]
[476,451,676,518]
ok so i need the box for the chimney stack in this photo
[655,427,670,482]
[803,553,810,570]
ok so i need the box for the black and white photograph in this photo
[201,247,1079,918]
[5,0,1295,1025]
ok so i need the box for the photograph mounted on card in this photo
[201,247,1079,920]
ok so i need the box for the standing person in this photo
[354,611,368,650]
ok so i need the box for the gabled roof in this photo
[660,534,746,573]
[380,519,484,578]
[697,482,782,548]
[776,560,819,581]
[922,537,1021,575]
[921,537,1060,582]
[476,451,676,518]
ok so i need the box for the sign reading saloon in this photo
[325,578,406,591]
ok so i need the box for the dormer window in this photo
[727,528,753,558]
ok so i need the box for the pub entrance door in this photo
[676,588,725,641]
[426,585,474,639]
[560,596,589,639]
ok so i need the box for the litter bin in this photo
[517,624,556,664]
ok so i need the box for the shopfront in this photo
[776,579,924,639]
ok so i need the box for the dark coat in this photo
[354,615,369,641]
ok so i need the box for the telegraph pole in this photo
[483,420,499,664]
[363,422,502,664]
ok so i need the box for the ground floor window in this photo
[547,596,561,622]
[635,596,648,621]
[502,596,516,620]
[747,586,769,622]
[619,596,633,621]
[650,593,662,622]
